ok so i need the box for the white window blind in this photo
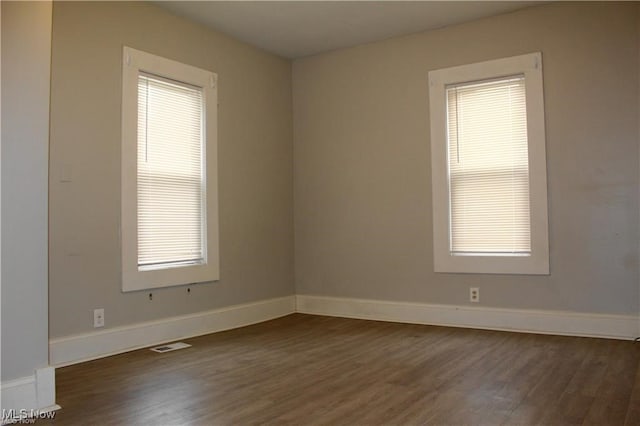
[446,76,530,255]
[137,73,205,270]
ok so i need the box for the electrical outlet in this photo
[470,288,480,303]
[94,308,105,328]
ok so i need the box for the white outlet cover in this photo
[470,288,480,302]
[93,309,105,327]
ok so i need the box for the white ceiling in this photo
[158,1,541,59]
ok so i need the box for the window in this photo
[121,47,219,291]
[428,53,549,274]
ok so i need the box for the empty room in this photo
[2,1,640,424]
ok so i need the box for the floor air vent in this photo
[150,342,192,353]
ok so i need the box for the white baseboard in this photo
[48,293,637,367]
[50,296,296,367]
[1,367,60,424]
[296,295,639,340]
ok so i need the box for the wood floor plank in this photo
[625,354,640,425]
[37,314,640,425]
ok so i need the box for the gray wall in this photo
[293,2,640,315]
[49,2,294,338]
[1,1,52,381]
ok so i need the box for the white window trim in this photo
[121,46,219,292]
[428,52,549,275]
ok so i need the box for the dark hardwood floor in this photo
[41,314,640,425]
